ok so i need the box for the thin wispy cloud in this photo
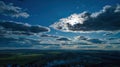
[0,1,29,18]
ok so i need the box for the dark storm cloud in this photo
[51,5,120,32]
[56,37,71,41]
[0,21,50,35]
[0,1,29,18]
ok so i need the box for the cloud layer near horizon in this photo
[51,5,120,32]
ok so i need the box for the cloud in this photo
[75,42,91,45]
[51,5,120,32]
[104,45,114,48]
[107,37,119,40]
[56,37,71,41]
[74,36,105,44]
[40,34,59,38]
[109,43,120,44]
[0,34,43,48]
[0,36,30,47]
[42,45,60,49]
[74,36,88,40]
[0,36,17,43]
[103,32,113,36]
[87,38,105,44]
[0,21,50,35]
[0,1,29,18]
[79,45,99,48]
[11,31,34,35]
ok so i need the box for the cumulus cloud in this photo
[0,1,29,18]
[0,21,50,35]
[51,5,120,32]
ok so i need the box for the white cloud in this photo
[0,1,29,18]
[51,5,120,32]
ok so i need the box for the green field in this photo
[0,49,120,67]
[0,50,63,66]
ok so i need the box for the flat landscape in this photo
[0,49,120,67]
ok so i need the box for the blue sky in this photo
[0,0,120,50]
[1,0,120,26]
